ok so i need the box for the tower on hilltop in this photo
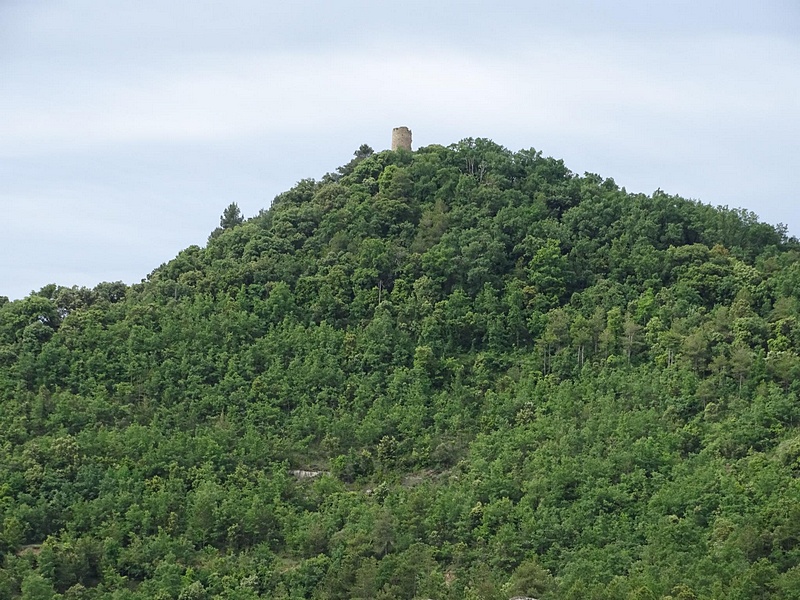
[391,126,412,151]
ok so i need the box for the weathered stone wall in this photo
[391,126,412,151]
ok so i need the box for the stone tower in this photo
[391,126,412,151]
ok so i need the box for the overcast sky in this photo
[2,1,799,300]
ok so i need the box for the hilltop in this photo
[1,139,799,599]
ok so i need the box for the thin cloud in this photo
[1,2,799,299]
[4,31,796,153]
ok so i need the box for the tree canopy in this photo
[0,139,798,599]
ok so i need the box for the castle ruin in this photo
[391,126,412,151]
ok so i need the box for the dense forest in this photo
[1,139,800,599]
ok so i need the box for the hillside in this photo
[1,139,799,599]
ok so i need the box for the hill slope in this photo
[1,139,799,599]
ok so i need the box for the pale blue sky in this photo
[2,1,799,300]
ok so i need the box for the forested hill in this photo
[2,139,800,599]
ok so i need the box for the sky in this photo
[2,1,799,301]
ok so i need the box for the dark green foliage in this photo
[208,202,245,241]
[0,139,798,598]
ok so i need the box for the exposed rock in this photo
[15,544,43,556]
[289,469,326,479]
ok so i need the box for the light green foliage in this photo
[0,139,798,598]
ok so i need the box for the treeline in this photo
[0,139,798,599]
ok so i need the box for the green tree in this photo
[21,573,55,600]
[220,202,244,229]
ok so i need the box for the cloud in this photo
[2,1,799,299]
[4,28,797,155]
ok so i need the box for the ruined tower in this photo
[391,126,412,151]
